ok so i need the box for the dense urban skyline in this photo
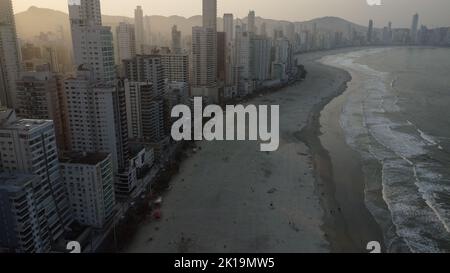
[1,0,450,255]
[12,0,450,28]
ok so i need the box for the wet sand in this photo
[123,49,382,253]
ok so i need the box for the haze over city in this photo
[1,0,450,257]
[13,0,450,27]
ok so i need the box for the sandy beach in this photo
[123,49,381,253]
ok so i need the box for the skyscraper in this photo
[171,25,182,54]
[67,0,135,201]
[123,56,167,142]
[64,79,121,171]
[135,6,145,54]
[192,0,218,101]
[0,0,21,109]
[223,14,234,86]
[203,0,217,31]
[160,54,190,83]
[224,14,234,44]
[123,55,166,97]
[0,109,73,250]
[60,152,115,228]
[411,13,419,44]
[252,35,272,81]
[116,22,136,64]
[16,71,68,151]
[367,19,374,44]
[248,10,256,34]
[0,173,51,253]
[217,31,226,81]
[69,0,115,82]
[192,26,218,88]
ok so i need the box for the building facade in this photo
[0,0,21,108]
[60,152,115,228]
[0,110,72,249]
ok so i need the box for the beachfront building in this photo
[0,173,54,253]
[123,80,165,143]
[60,152,115,228]
[0,109,73,249]
[64,79,120,170]
[252,35,272,82]
[410,13,419,44]
[234,25,255,96]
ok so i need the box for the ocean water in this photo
[320,47,450,253]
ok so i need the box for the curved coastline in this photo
[122,48,388,253]
[298,50,386,252]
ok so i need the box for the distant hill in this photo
[296,16,368,34]
[15,6,367,43]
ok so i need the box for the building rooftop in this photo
[2,118,52,131]
[60,152,110,165]
[0,173,39,192]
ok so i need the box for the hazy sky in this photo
[12,0,450,27]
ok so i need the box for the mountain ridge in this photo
[15,6,368,43]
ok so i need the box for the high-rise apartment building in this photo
[64,79,120,172]
[16,71,68,151]
[223,14,234,44]
[411,13,419,44]
[192,26,217,87]
[367,19,374,44]
[0,109,72,248]
[248,11,256,34]
[191,0,218,101]
[123,55,166,97]
[60,152,115,228]
[171,25,182,54]
[124,80,165,143]
[217,32,226,82]
[203,0,217,31]
[252,35,272,81]
[223,14,234,86]
[135,6,145,54]
[67,0,131,180]
[68,0,115,82]
[0,0,21,109]
[0,173,53,253]
[160,54,189,83]
[116,22,136,65]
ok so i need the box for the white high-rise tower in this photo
[192,0,218,101]
[69,0,115,82]
[67,0,131,187]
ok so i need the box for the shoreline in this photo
[296,64,356,252]
[298,58,385,252]
[122,48,384,253]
